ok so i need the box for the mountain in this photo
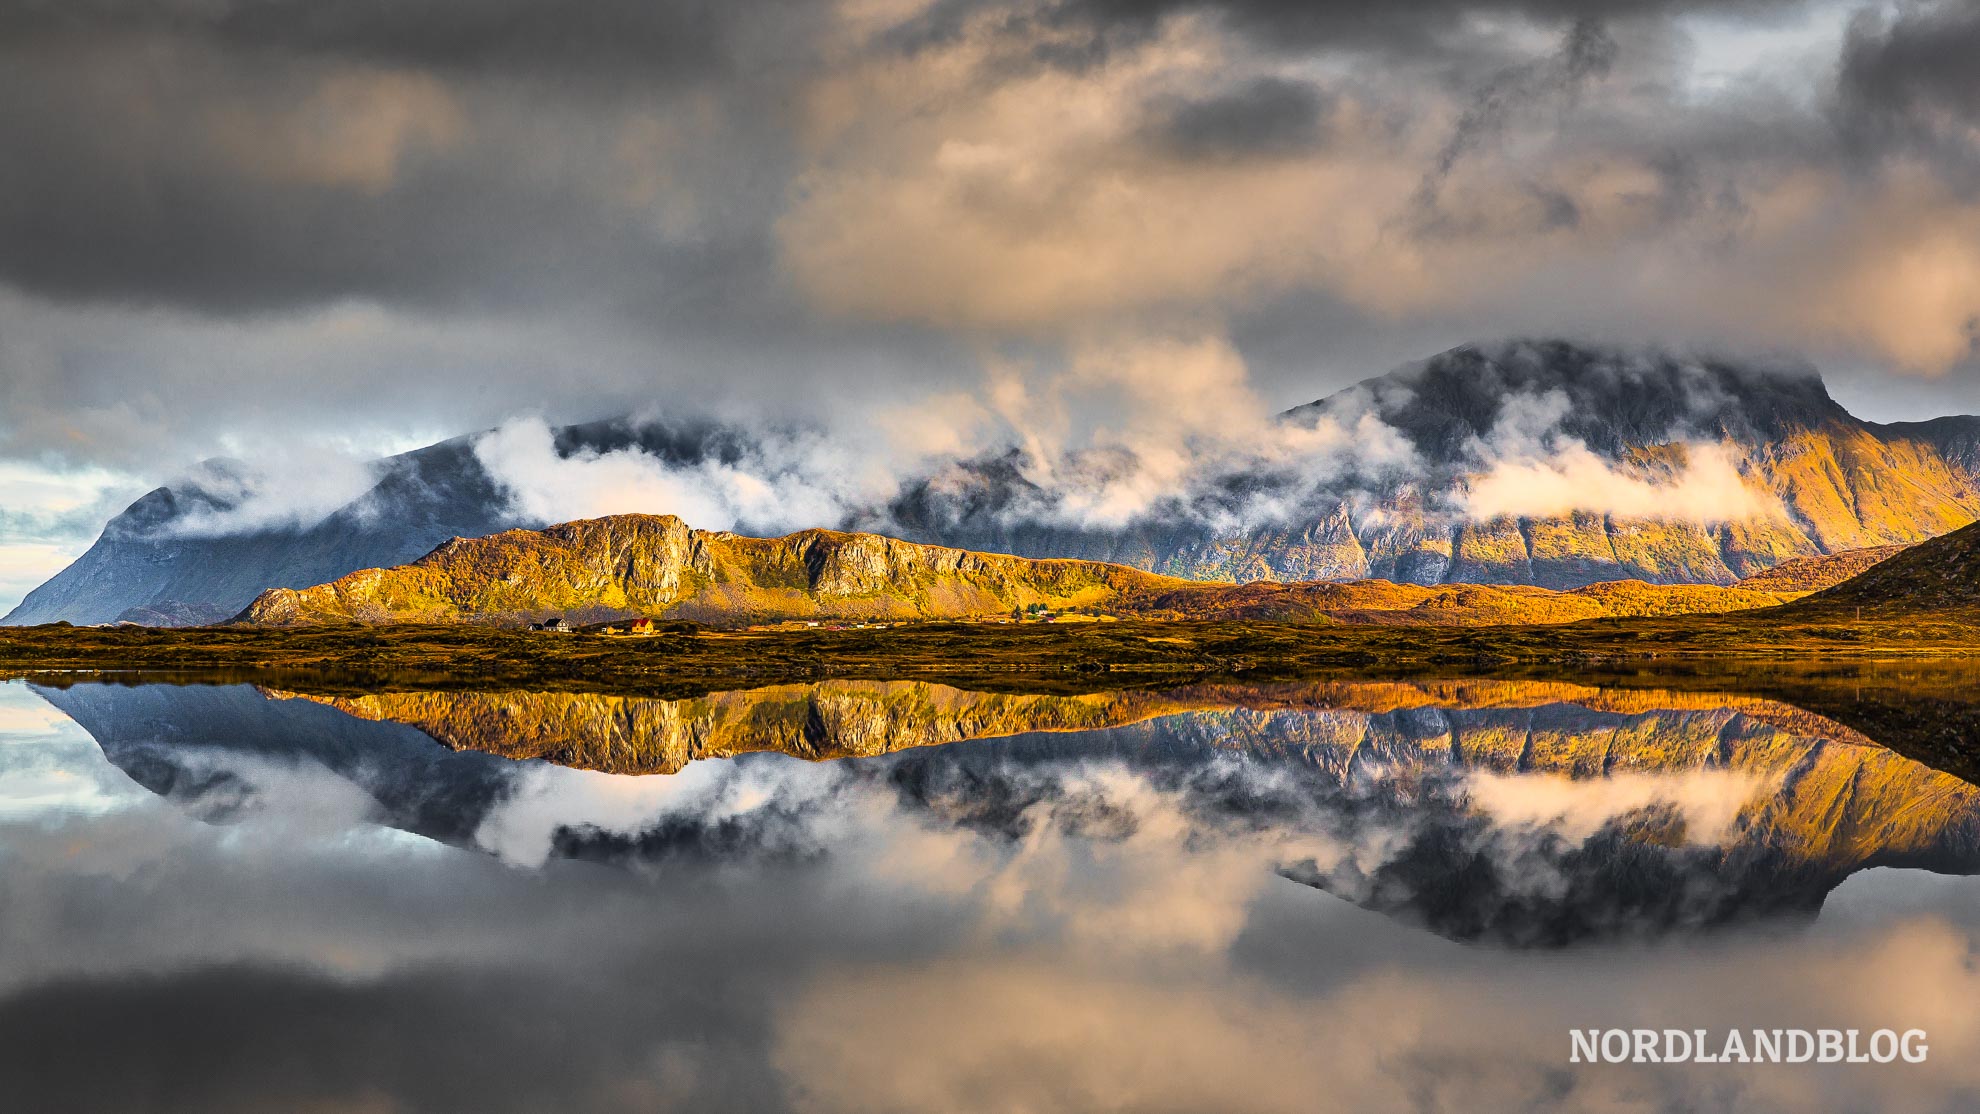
[886,340,1980,585]
[16,339,1980,626]
[237,512,1806,627]
[2,417,736,627]
[2,435,515,627]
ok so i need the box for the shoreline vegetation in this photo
[4,602,1975,691]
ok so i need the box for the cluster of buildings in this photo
[527,616,659,635]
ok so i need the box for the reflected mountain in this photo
[34,678,1980,946]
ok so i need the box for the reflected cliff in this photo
[34,678,1980,946]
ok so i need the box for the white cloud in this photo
[1456,388,1785,523]
[472,415,896,534]
[158,450,382,538]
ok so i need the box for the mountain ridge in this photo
[17,339,1980,625]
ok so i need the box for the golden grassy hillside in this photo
[239,514,1178,627]
[1123,578,1794,625]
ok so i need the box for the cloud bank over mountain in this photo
[4,0,1980,460]
[5,0,1980,609]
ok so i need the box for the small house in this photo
[628,617,655,634]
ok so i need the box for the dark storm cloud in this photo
[1839,2,1980,122]
[1142,77,1335,160]
[2,0,1979,507]
[1412,17,1619,225]
[1838,1,1980,183]
[0,12,804,319]
[0,0,800,79]
[901,0,1801,61]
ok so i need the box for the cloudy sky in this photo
[3,0,1980,602]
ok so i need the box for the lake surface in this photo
[7,673,1980,1112]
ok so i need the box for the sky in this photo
[4,0,1980,605]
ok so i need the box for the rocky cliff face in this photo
[237,514,1180,626]
[17,340,1980,625]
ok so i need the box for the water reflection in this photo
[11,677,1980,1112]
[33,678,1980,945]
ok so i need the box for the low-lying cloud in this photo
[154,451,383,538]
[1456,388,1784,522]
[471,416,887,536]
[465,344,1792,545]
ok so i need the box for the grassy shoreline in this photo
[3,606,1977,693]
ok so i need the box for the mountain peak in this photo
[1312,339,1845,455]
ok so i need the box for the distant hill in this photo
[1791,521,1980,615]
[19,339,1980,625]
[1730,545,1907,593]
[236,513,1801,628]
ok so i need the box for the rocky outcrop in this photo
[236,514,1179,626]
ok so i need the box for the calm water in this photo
[6,675,1980,1112]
